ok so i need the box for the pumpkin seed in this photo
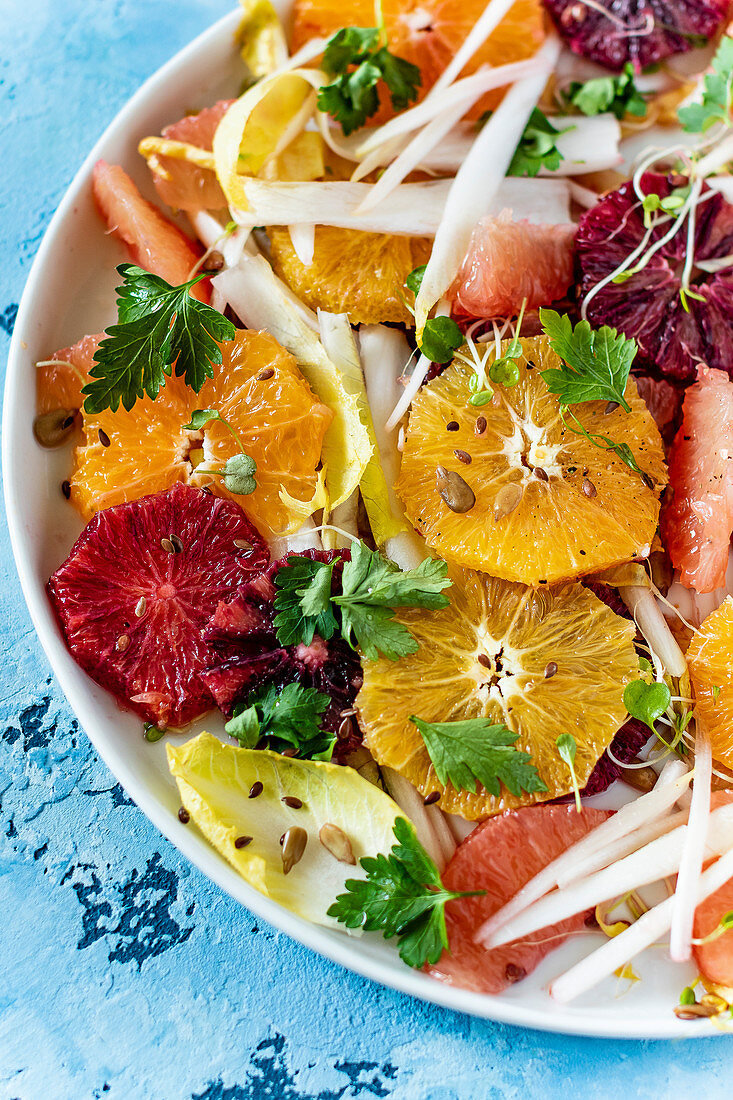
[33,408,76,448]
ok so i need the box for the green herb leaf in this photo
[327,817,483,968]
[405,264,427,296]
[539,308,636,410]
[556,733,581,812]
[318,27,421,135]
[678,35,733,133]
[564,63,647,121]
[419,316,464,363]
[273,555,340,645]
[507,108,567,178]
[623,679,671,730]
[225,682,334,760]
[183,408,226,431]
[679,985,697,1006]
[410,716,547,798]
[83,264,236,413]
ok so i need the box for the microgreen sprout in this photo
[454,304,526,407]
[183,408,257,495]
[679,985,697,1006]
[693,910,733,945]
[556,733,581,812]
[713,685,722,703]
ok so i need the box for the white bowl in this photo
[2,6,712,1038]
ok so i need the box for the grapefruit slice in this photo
[92,160,208,301]
[687,597,733,768]
[36,332,104,416]
[47,483,269,728]
[427,804,611,993]
[661,366,733,593]
[396,335,668,586]
[144,100,233,213]
[357,565,637,818]
[449,216,575,320]
[691,792,733,987]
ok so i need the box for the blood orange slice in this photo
[661,366,733,593]
[47,483,269,728]
[427,804,611,993]
[449,216,575,320]
[92,160,208,301]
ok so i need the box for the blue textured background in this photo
[2,2,733,1095]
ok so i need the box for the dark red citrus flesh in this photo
[202,550,364,761]
[427,804,611,994]
[48,484,269,728]
[543,0,729,71]
[661,366,733,592]
[576,172,733,382]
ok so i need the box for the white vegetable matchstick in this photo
[669,729,713,961]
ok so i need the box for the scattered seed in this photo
[620,763,658,793]
[534,466,548,482]
[605,400,620,415]
[340,707,357,717]
[160,538,175,554]
[257,367,275,381]
[202,249,224,272]
[135,596,147,618]
[477,654,491,669]
[436,466,475,513]
[281,826,308,874]
[505,963,527,983]
[562,1,587,24]
[454,449,472,465]
[337,715,354,741]
[248,781,263,799]
[446,420,459,432]
[234,835,253,849]
[98,428,111,447]
[116,634,130,652]
[233,538,253,550]
[281,747,299,758]
[582,477,597,499]
[178,807,190,824]
[673,1003,718,1020]
[493,482,523,521]
[33,408,77,448]
[282,795,303,809]
[61,479,71,499]
[544,661,558,679]
[475,416,487,436]
[169,534,184,553]
[144,722,166,742]
[319,823,356,865]
[423,791,440,806]
[641,472,655,490]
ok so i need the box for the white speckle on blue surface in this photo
[2,2,733,1096]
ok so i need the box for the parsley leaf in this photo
[419,315,464,363]
[539,308,635,411]
[318,27,421,135]
[273,542,452,660]
[83,265,235,414]
[225,682,334,760]
[678,35,733,133]
[410,716,547,798]
[556,733,582,812]
[327,817,483,967]
[508,108,567,178]
[564,63,647,121]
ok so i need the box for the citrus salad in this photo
[33,0,733,1019]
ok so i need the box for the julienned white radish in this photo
[414,34,561,333]
[669,729,713,961]
[550,844,733,1004]
[189,210,252,270]
[288,222,315,267]
[381,766,453,871]
[358,325,431,570]
[484,803,733,950]
[621,585,688,679]
[425,802,459,867]
[558,809,688,889]
[230,176,572,237]
[385,301,452,432]
[445,812,478,845]
[429,0,524,98]
[474,759,689,947]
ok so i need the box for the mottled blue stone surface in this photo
[2,2,733,1095]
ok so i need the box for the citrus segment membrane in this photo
[70,330,332,537]
[357,565,638,819]
[396,336,668,585]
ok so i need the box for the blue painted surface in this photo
[2,2,733,1096]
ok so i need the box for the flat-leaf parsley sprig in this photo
[318,26,421,136]
[410,716,547,798]
[563,63,647,121]
[327,817,484,967]
[273,539,452,660]
[83,264,236,414]
[225,682,334,760]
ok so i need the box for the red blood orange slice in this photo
[47,483,269,728]
[427,804,611,993]
[661,366,733,593]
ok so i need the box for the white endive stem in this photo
[669,729,712,961]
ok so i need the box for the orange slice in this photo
[687,596,733,769]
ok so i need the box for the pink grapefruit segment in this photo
[37,332,104,415]
[661,366,733,593]
[148,100,233,213]
[427,804,611,994]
